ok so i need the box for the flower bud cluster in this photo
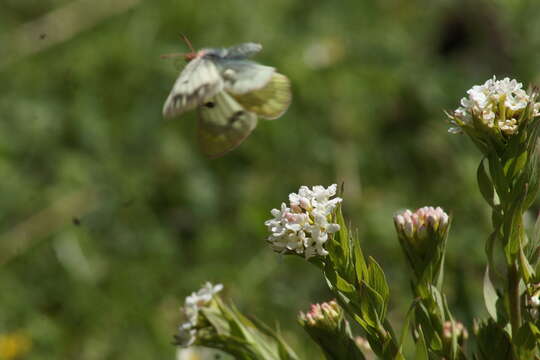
[298,300,342,330]
[448,76,540,136]
[265,184,342,259]
[176,282,223,346]
[393,206,449,249]
[442,321,469,343]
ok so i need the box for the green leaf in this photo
[413,301,443,352]
[197,334,261,360]
[336,205,349,259]
[399,303,417,352]
[519,244,535,285]
[524,158,540,210]
[488,154,508,203]
[429,285,446,321]
[504,150,528,181]
[335,273,355,294]
[504,206,525,263]
[367,257,390,305]
[359,280,385,328]
[353,232,368,285]
[475,319,513,360]
[324,267,356,296]
[477,158,495,206]
[414,326,429,360]
[515,322,540,358]
[329,204,351,277]
[483,266,498,321]
[201,306,231,335]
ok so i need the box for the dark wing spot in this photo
[229,110,245,124]
[204,102,216,108]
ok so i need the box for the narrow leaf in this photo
[477,158,495,206]
[483,266,498,321]
[519,244,535,284]
[414,326,429,360]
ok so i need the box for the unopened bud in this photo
[443,321,468,344]
[298,300,342,330]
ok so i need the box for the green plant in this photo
[174,76,540,359]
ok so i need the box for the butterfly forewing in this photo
[232,72,292,120]
[224,43,263,58]
[163,57,223,118]
[197,92,258,158]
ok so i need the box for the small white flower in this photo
[529,287,540,309]
[184,282,223,323]
[531,294,540,307]
[177,282,223,346]
[265,184,342,259]
[448,76,539,136]
[177,347,223,360]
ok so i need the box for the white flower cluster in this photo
[449,76,539,135]
[177,282,223,346]
[265,184,342,259]
[394,206,449,244]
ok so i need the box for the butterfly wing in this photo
[224,43,263,58]
[197,92,258,158]
[217,60,275,95]
[232,72,292,120]
[163,57,223,119]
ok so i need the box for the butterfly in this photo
[163,40,291,158]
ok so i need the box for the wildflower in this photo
[442,321,469,343]
[393,206,449,249]
[299,300,366,359]
[394,206,450,285]
[265,184,342,259]
[176,282,223,346]
[447,76,540,136]
[527,283,540,309]
[174,284,298,359]
[298,300,342,330]
[176,347,223,360]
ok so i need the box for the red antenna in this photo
[160,34,197,60]
[181,33,195,53]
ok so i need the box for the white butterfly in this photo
[163,42,291,157]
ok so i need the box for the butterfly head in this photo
[161,34,204,62]
[184,49,208,62]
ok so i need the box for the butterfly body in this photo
[163,42,291,157]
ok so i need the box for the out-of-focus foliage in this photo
[1,0,540,358]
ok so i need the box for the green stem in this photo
[508,263,522,336]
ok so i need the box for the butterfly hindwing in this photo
[232,72,292,119]
[197,92,258,158]
[163,57,223,119]
[217,60,275,95]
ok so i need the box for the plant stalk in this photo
[508,263,522,336]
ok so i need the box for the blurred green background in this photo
[2,0,540,358]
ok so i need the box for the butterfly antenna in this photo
[180,33,195,53]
